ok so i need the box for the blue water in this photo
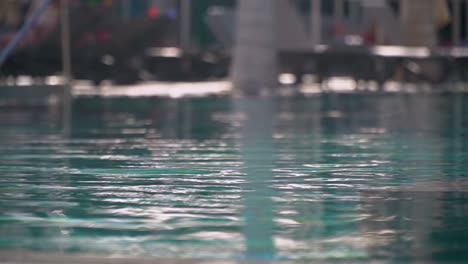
[1,94,468,262]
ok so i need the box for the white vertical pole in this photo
[466,0,468,44]
[231,0,277,95]
[453,0,462,46]
[311,0,322,46]
[179,0,192,75]
[180,0,192,51]
[61,0,72,134]
[61,0,71,84]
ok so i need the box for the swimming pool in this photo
[1,94,468,263]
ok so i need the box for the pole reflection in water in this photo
[235,98,276,260]
[361,188,468,262]
[161,98,192,139]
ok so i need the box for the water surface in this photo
[1,94,468,262]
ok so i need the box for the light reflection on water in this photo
[0,94,468,262]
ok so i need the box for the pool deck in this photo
[2,79,468,109]
[73,80,232,98]
[0,80,232,107]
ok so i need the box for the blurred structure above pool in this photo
[1,0,468,90]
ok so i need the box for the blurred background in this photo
[1,0,468,93]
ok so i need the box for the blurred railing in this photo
[314,0,468,47]
[205,0,468,51]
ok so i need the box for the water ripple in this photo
[1,95,468,262]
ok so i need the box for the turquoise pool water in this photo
[1,94,468,262]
